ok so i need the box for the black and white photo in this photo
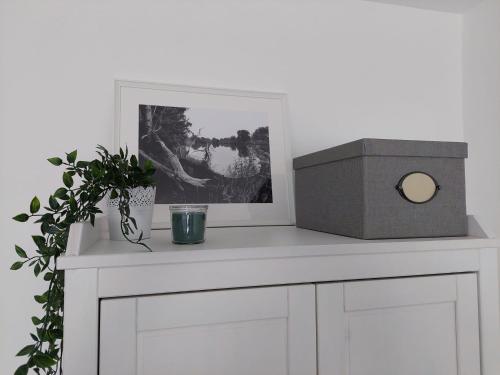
[138,105,273,204]
[115,81,293,227]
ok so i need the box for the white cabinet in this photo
[100,274,482,375]
[58,222,500,375]
[317,274,481,375]
[100,285,317,375]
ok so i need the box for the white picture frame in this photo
[114,80,294,228]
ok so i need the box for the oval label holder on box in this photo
[396,172,440,204]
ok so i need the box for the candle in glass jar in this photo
[170,205,208,244]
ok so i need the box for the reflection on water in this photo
[188,145,261,177]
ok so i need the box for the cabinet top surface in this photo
[57,222,498,270]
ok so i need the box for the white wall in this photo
[463,0,500,236]
[367,0,482,13]
[0,0,462,372]
[462,0,500,316]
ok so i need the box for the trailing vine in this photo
[10,145,155,375]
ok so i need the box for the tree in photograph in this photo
[140,105,210,188]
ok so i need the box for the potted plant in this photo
[10,145,155,375]
[97,146,157,241]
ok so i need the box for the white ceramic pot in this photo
[107,186,156,241]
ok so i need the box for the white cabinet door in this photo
[317,274,480,375]
[100,285,316,375]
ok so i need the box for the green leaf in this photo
[66,150,77,163]
[13,213,29,222]
[32,316,43,325]
[34,294,47,304]
[76,160,89,168]
[130,154,138,167]
[110,189,118,199]
[34,263,41,277]
[14,364,28,375]
[15,245,27,258]
[48,195,59,210]
[47,157,63,166]
[53,188,67,199]
[41,260,50,272]
[32,235,45,249]
[30,196,40,214]
[10,261,23,270]
[69,196,78,211]
[43,272,53,281]
[52,328,63,339]
[16,344,35,356]
[62,172,73,188]
[32,353,57,368]
[144,159,154,171]
[40,222,48,235]
[91,164,101,178]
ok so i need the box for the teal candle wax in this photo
[171,211,207,244]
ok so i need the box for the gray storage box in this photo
[293,138,468,239]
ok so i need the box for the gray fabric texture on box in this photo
[293,138,468,170]
[362,156,466,239]
[295,157,365,238]
[293,139,468,239]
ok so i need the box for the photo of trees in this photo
[138,104,273,204]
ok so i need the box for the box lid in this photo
[293,138,468,170]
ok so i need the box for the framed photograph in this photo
[115,80,294,228]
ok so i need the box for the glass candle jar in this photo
[169,205,208,244]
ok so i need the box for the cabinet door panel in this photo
[138,319,288,375]
[317,274,480,375]
[344,274,457,311]
[348,303,458,375]
[137,286,288,331]
[100,285,316,375]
